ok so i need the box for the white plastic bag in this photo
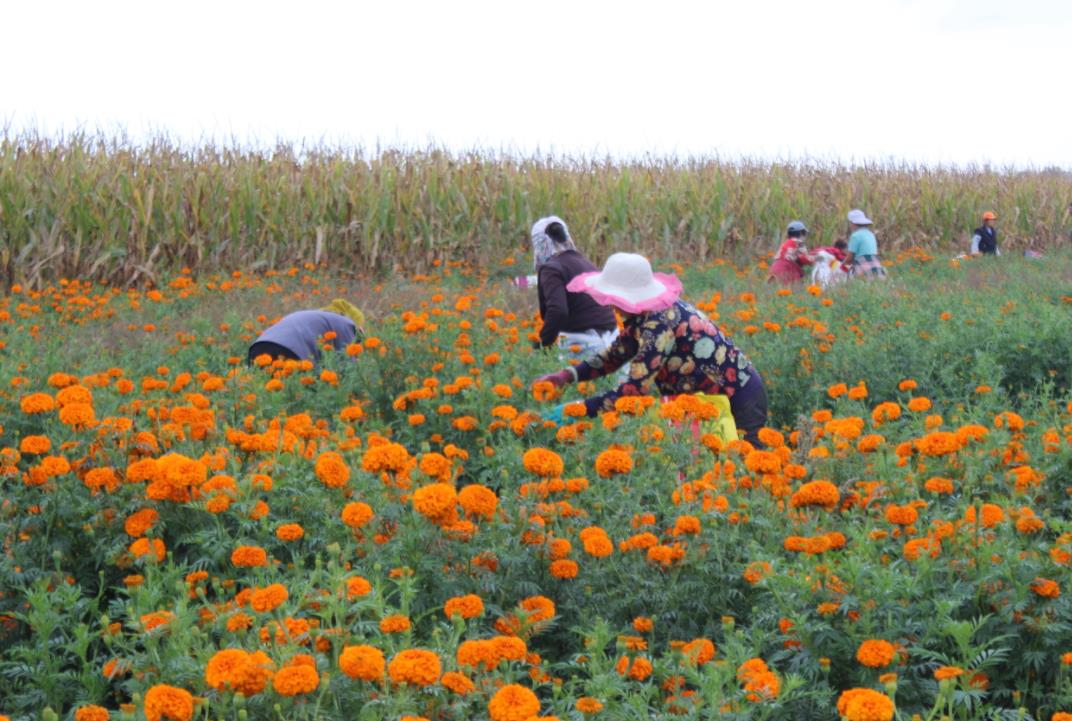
[811,251,846,289]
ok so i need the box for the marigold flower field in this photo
[1,252,1071,721]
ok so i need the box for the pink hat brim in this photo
[567,271,682,313]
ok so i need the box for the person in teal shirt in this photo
[842,209,886,278]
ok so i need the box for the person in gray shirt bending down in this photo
[248,299,365,365]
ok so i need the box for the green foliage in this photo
[0,256,1070,720]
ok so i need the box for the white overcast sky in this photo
[3,0,1070,168]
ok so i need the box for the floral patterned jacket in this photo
[573,300,756,416]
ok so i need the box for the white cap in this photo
[847,209,872,225]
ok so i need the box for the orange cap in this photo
[982,211,997,221]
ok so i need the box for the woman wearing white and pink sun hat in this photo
[532,252,769,446]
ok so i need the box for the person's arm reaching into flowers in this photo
[535,310,676,416]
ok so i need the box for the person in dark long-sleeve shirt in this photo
[531,216,618,359]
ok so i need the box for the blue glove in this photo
[542,404,566,425]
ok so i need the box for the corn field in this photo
[1,131,1069,288]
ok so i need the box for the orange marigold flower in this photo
[124,508,159,537]
[345,575,372,599]
[231,545,268,567]
[580,527,614,558]
[379,614,412,633]
[341,501,374,529]
[836,688,894,721]
[488,683,541,721]
[916,431,961,456]
[595,448,633,478]
[789,480,839,510]
[523,448,564,478]
[924,476,954,494]
[550,559,578,579]
[20,392,56,414]
[857,433,885,453]
[632,616,654,633]
[275,523,304,542]
[340,644,385,681]
[418,452,452,481]
[388,649,441,686]
[205,648,274,695]
[744,450,781,475]
[615,655,653,680]
[362,442,411,474]
[964,503,1005,528]
[531,380,558,402]
[744,669,781,701]
[75,706,110,721]
[249,583,289,613]
[441,670,476,695]
[885,504,918,526]
[903,536,941,561]
[994,411,1025,432]
[444,594,485,620]
[144,684,195,721]
[59,402,96,428]
[458,484,498,520]
[314,451,350,488]
[272,664,319,695]
[681,638,716,665]
[824,416,865,440]
[827,383,848,398]
[871,402,901,425]
[129,537,166,563]
[856,639,896,668]
[576,697,604,714]
[412,482,458,522]
[933,665,964,681]
[907,397,932,412]
[19,435,52,455]
[1031,577,1061,599]
[742,560,772,585]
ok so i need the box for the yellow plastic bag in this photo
[653,393,740,444]
[694,393,740,444]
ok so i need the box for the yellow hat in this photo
[321,299,366,328]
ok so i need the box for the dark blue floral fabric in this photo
[575,300,756,416]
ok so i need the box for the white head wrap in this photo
[531,215,576,270]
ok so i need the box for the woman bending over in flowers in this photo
[532,253,769,446]
[247,298,365,365]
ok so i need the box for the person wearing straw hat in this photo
[842,209,886,279]
[970,211,1001,256]
[768,220,816,284]
[530,215,619,360]
[532,252,769,446]
[248,299,365,365]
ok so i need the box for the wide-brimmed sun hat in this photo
[566,252,682,313]
[847,209,873,225]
